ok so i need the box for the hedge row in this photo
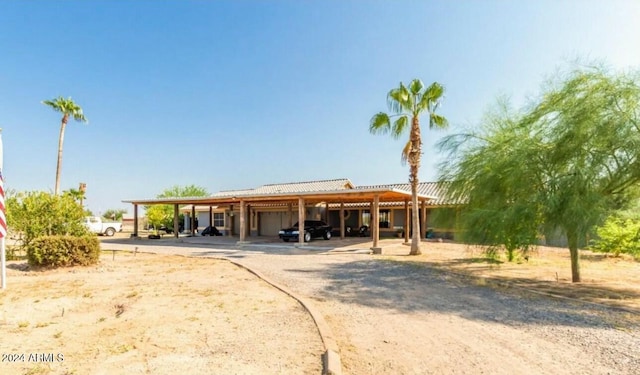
[26,235,100,267]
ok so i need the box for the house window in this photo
[362,210,371,227]
[362,209,391,228]
[379,210,391,228]
[213,213,224,227]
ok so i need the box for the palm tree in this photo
[42,97,88,195]
[370,79,448,255]
[62,188,86,206]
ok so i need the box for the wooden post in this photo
[288,203,293,227]
[421,200,427,239]
[247,204,252,237]
[229,204,234,236]
[404,199,410,243]
[173,204,179,239]
[191,205,196,235]
[340,202,345,239]
[133,204,139,237]
[371,195,381,253]
[239,200,246,243]
[298,197,305,246]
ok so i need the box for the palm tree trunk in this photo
[409,115,422,255]
[54,115,68,195]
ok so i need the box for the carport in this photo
[123,187,435,252]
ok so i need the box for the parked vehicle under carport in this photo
[278,220,332,242]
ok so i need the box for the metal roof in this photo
[356,181,461,206]
[122,178,460,207]
[211,178,354,197]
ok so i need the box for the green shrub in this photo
[26,235,100,268]
[591,216,640,258]
[6,190,89,249]
[5,246,24,261]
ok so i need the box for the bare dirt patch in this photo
[379,240,640,313]
[0,252,323,375]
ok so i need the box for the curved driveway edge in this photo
[212,256,343,375]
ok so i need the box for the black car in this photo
[278,220,332,242]
[201,226,223,236]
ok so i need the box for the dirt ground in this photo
[379,240,640,313]
[1,239,639,375]
[0,253,323,375]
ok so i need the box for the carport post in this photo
[173,204,179,238]
[421,200,427,239]
[133,204,139,237]
[404,199,410,243]
[191,205,196,235]
[369,200,374,238]
[209,206,213,228]
[371,194,381,254]
[238,200,247,243]
[340,202,345,239]
[288,203,293,227]
[298,197,305,246]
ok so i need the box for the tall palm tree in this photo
[62,188,86,206]
[42,97,88,195]
[370,79,448,255]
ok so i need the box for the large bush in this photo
[591,216,640,259]
[6,190,89,248]
[26,235,100,267]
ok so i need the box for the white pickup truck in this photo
[84,216,122,236]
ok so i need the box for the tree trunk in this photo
[409,115,422,256]
[567,230,581,282]
[54,115,68,195]
[410,178,421,255]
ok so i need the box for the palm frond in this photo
[369,113,391,134]
[388,83,413,113]
[392,116,409,139]
[42,96,88,123]
[409,79,424,95]
[430,113,449,129]
[401,140,411,165]
[417,82,445,111]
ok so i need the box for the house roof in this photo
[356,182,461,206]
[212,178,354,197]
[123,178,459,207]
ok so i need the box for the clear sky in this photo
[1,1,639,215]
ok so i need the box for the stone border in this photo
[215,257,343,375]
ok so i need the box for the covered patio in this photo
[123,187,436,252]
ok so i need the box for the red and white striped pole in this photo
[0,129,6,289]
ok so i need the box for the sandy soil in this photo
[0,253,323,375]
[380,240,640,311]
[226,241,640,375]
[2,238,639,375]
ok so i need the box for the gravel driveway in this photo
[103,240,640,374]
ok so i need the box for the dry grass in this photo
[379,240,640,312]
[0,252,323,375]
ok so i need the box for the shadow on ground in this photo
[287,258,640,329]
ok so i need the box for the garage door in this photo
[259,211,299,236]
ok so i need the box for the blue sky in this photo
[1,1,639,215]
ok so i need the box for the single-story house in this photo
[123,178,461,249]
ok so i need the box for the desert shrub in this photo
[6,190,89,248]
[26,235,100,267]
[591,216,640,258]
[5,245,23,261]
